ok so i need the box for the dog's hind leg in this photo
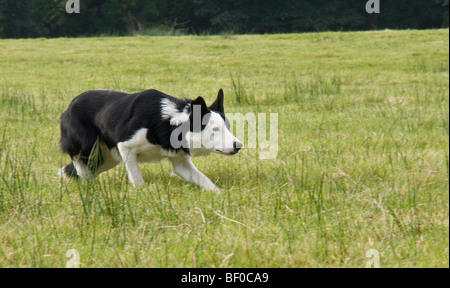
[94,143,120,176]
[59,145,119,180]
[60,113,102,181]
[72,155,94,181]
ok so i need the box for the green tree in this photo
[0,0,40,38]
[0,0,448,38]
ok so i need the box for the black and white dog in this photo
[59,89,242,192]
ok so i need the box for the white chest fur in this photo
[119,128,182,163]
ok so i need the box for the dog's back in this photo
[60,89,183,156]
[60,89,130,158]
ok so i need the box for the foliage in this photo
[0,0,448,38]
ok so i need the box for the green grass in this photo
[0,30,448,268]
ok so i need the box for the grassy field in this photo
[0,29,448,268]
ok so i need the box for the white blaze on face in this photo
[203,112,240,154]
[188,112,242,156]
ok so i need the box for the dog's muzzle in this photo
[232,141,243,155]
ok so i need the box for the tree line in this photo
[0,0,448,38]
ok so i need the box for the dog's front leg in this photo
[171,157,220,193]
[117,144,145,186]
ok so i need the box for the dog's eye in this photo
[213,127,219,132]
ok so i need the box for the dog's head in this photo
[188,89,243,157]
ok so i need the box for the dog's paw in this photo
[209,186,222,195]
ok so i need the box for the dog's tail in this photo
[59,162,78,179]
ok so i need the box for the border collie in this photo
[59,89,242,192]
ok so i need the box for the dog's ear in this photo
[190,96,210,131]
[191,96,209,116]
[209,89,224,114]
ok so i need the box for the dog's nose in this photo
[233,141,243,152]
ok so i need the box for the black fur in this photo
[60,89,190,158]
